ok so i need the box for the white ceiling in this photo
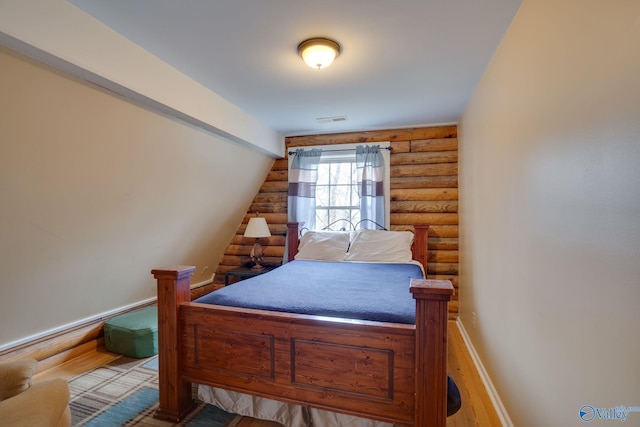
[69,0,522,137]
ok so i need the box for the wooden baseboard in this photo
[0,302,155,366]
[36,337,106,373]
[2,280,213,369]
[455,318,514,427]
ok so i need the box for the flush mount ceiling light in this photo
[297,37,341,69]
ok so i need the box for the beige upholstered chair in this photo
[0,359,71,427]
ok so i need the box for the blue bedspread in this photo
[194,260,424,324]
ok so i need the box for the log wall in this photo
[204,125,459,318]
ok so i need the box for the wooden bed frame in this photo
[151,223,453,426]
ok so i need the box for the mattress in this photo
[194,260,425,324]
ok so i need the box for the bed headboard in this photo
[286,222,429,273]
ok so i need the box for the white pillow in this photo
[344,229,414,263]
[294,231,350,261]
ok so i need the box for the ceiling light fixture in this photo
[297,38,341,69]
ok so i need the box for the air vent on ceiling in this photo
[316,115,348,124]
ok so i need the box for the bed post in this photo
[151,265,197,422]
[413,224,429,274]
[287,222,301,262]
[410,279,453,427]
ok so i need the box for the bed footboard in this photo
[152,267,452,426]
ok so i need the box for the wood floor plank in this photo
[34,347,119,382]
[446,323,502,427]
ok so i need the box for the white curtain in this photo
[356,145,385,229]
[287,148,322,231]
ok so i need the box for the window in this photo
[288,143,391,231]
[315,156,360,230]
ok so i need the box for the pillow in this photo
[344,229,414,263]
[294,231,350,261]
[0,359,37,401]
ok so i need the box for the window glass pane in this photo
[351,163,358,182]
[333,163,351,184]
[351,209,361,226]
[316,164,330,185]
[330,184,351,206]
[316,185,329,207]
[350,183,359,205]
[312,157,361,231]
[315,209,329,230]
[329,209,351,227]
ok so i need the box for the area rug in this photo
[68,355,242,426]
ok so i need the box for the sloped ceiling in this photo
[69,0,523,136]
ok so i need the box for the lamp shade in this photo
[244,217,271,238]
[298,38,341,69]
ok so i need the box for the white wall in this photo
[0,0,283,157]
[0,46,275,347]
[458,0,640,426]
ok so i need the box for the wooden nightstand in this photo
[224,265,277,286]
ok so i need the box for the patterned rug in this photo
[68,355,242,426]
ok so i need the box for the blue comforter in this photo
[194,260,424,324]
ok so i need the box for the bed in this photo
[151,222,453,426]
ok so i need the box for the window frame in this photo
[287,142,391,230]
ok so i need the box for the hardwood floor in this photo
[35,321,500,426]
[446,323,502,427]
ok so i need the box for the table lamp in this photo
[244,215,271,270]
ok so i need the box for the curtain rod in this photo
[288,146,392,155]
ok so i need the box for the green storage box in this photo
[104,306,158,358]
